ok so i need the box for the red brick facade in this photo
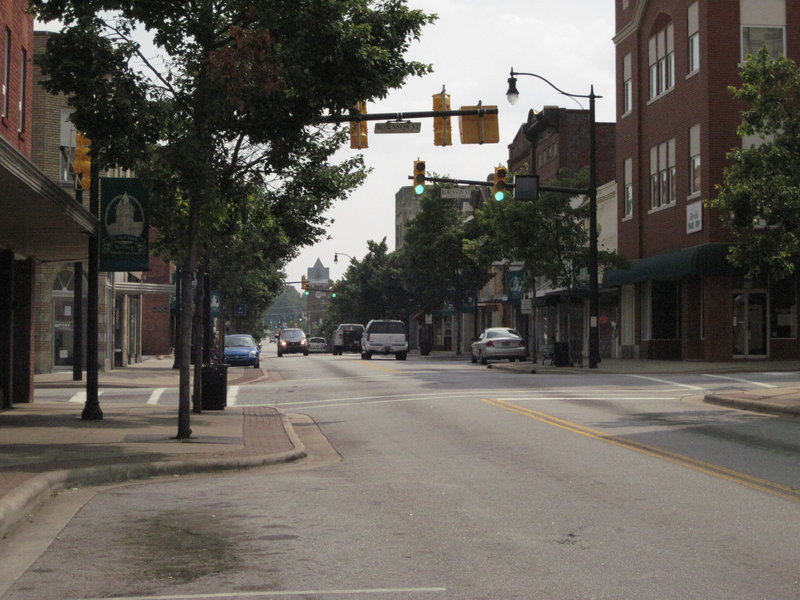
[613,0,800,360]
[0,0,33,157]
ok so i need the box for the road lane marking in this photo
[482,397,800,503]
[227,385,240,406]
[146,388,167,405]
[358,361,403,374]
[73,586,447,600]
[702,374,777,388]
[625,374,706,390]
[68,391,104,404]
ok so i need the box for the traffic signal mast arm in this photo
[319,106,498,124]
[407,174,587,196]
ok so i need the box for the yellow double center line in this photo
[482,398,800,504]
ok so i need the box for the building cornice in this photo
[613,0,650,45]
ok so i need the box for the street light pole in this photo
[506,68,601,368]
[334,252,354,264]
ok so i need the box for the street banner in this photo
[507,270,525,303]
[100,177,149,272]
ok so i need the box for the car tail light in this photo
[518,340,525,346]
[486,340,494,347]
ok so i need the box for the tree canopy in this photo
[712,48,800,279]
[30,0,436,436]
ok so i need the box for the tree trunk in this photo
[176,208,200,439]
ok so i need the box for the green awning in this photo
[603,243,734,287]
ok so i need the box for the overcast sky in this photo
[289,0,617,287]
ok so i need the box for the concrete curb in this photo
[0,409,307,539]
[704,394,800,417]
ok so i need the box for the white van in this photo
[361,319,408,360]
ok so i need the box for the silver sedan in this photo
[471,327,527,365]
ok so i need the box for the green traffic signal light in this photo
[413,160,426,195]
[493,166,508,201]
[331,292,337,298]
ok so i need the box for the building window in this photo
[689,124,701,196]
[688,2,700,73]
[622,53,633,115]
[623,157,633,218]
[648,24,674,100]
[742,26,785,59]
[2,29,10,119]
[649,139,675,209]
[771,278,797,339]
[18,48,26,133]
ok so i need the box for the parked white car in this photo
[471,327,527,365]
[361,319,408,360]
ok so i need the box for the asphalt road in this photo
[4,353,800,600]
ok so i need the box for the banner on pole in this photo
[100,178,149,272]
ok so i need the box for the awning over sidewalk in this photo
[603,243,734,287]
[0,136,96,262]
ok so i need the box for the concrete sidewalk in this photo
[0,357,304,538]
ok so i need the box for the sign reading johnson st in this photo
[100,178,149,272]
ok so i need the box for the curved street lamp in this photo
[333,252,354,264]
[506,68,601,369]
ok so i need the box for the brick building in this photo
[607,0,800,360]
[507,107,618,361]
[0,2,95,406]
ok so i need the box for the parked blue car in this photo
[223,334,261,368]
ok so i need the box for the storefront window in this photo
[770,278,796,338]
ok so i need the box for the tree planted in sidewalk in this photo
[712,48,800,280]
[31,0,435,438]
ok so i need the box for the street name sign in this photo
[441,187,473,199]
[375,121,422,134]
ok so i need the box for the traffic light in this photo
[73,132,91,191]
[330,291,337,299]
[492,165,508,201]
[433,88,452,147]
[300,275,310,292]
[413,160,426,195]
[349,101,368,149]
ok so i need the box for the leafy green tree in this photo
[320,239,412,335]
[468,170,621,294]
[401,185,491,314]
[712,48,800,279]
[31,0,435,437]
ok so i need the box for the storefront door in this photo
[733,291,767,357]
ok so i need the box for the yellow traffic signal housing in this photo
[413,160,426,195]
[349,101,368,149]
[433,89,452,146]
[300,275,309,291]
[73,132,92,190]
[459,105,499,144]
[492,166,508,201]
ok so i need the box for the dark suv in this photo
[277,328,308,357]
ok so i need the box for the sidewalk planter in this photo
[201,364,228,410]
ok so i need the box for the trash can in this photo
[201,364,228,410]
[553,342,570,367]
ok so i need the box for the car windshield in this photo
[369,321,405,334]
[281,330,305,340]
[340,325,364,333]
[226,335,255,347]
